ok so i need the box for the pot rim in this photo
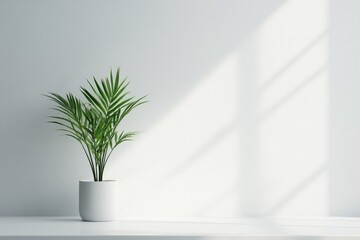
[79,180,117,183]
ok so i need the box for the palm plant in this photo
[46,68,147,181]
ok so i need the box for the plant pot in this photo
[79,180,118,221]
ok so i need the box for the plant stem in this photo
[80,144,96,181]
[95,163,98,181]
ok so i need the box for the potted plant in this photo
[46,68,147,221]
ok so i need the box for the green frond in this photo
[46,68,147,181]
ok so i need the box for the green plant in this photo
[46,68,147,181]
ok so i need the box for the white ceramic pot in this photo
[79,180,118,221]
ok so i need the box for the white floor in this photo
[1,217,360,239]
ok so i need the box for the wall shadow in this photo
[328,0,360,217]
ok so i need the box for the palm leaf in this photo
[47,67,147,181]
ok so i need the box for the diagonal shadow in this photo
[197,164,328,216]
[259,65,327,122]
[266,163,328,215]
[159,51,328,184]
[197,184,239,216]
[258,30,328,92]
[159,119,240,183]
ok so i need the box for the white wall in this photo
[0,0,359,218]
